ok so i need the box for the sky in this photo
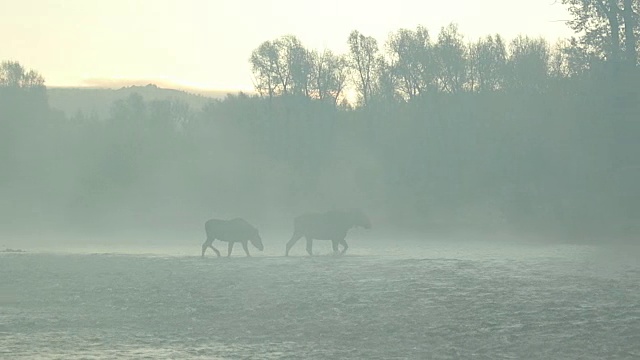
[0,0,574,93]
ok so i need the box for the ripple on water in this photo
[1,242,638,359]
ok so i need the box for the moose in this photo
[201,218,264,257]
[285,209,371,256]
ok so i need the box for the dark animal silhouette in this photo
[202,218,264,257]
[285,209,371,256]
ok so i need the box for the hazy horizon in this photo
[47,79,254,98]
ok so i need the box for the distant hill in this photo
[47,84,245,119]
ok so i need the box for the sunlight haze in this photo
[1,0,572,92]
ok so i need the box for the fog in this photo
[2,53,639,249]
[2,12,640,359]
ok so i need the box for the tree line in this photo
[1,1,639,241]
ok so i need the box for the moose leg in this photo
[210,244,221,257]
[285,232,303,256]
[331,240,340,254]
[339,239,349,255]
[305,237,314,256]
[201,239,210,257]
[227,242,234,257]
[202,238,220,257]
[242,241,251,257]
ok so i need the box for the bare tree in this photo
[372,56,400,104]
[249,40,283,98]
[279,35,313,97]
[506,36,551,91]
[386,26,435,100]
[0,61,45,88]
[250,35,314,99]
[562,0,639,67]
[347,30,379,106]
[434,23,467,93]
[468,34,507,92]
[309,49,349,106]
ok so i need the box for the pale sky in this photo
[0,0,573,92]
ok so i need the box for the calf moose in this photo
[202,218,264,257]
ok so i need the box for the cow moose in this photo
[285,209,371,256]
